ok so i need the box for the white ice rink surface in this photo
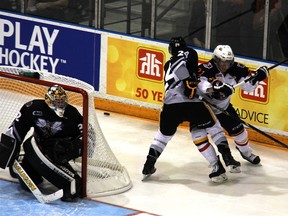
[94,110,288,216]
[1,110,288,216]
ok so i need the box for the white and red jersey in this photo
[197,60,256,114]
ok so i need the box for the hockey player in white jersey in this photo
[142,37,237,183]
[197,45,268,166]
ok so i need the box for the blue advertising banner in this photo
[0,11,100,90]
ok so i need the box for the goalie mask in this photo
[213,45,234,73]
[45,85,68,117]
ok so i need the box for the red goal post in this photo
[0,66,132,197]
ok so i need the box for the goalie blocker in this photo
[0,133,18,169]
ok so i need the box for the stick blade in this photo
[41,189,63,203]
[13,160,63,204]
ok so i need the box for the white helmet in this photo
[213,45,234,72]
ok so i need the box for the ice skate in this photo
[142,155,157,181]
[220,148,241,173]
[236,147,261,164]
[209,156,228,183]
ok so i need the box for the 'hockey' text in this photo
[0,47,59,72]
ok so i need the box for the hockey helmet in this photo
[213,45,234,72]
[45,85,68,117]
[168,36,186,56]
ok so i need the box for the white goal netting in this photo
[0,66,132,197]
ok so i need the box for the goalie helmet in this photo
[45,85,68,117]
[168,36,186,56]
[213,45,234,72]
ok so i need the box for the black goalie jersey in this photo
[7,99,83,146]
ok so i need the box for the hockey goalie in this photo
[0,85,83,202]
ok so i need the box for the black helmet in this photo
[168,36,186,55]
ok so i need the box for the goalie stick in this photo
[197,95,288,149]
[12,160,63,204]
[234,58,288,88]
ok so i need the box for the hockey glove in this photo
[0,133,20,169]
[212,79,234,97]
[51,136,82,164]
[250,66,269,85]
[41,136,82,165]
[183,78,197,99]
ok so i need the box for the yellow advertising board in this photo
[107,37,167,105]
[231,66,288,132]
[107,37,288,133]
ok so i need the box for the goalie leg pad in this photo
[23,137,82,200]
[0,133,18,169]
[16,157,44,192]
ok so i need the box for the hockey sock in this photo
[233,130,252,156]
[197,143,218,166]
[148,148,161,159]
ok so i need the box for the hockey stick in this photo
[234,58,288,88]
[12,160,63,203]
[197,95,288,149]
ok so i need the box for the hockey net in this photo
[0,66,132,197]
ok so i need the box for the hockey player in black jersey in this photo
[197,45,268,166]
[142,37,235,183]
[0,85,83,202]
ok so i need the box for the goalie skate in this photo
[209,156,228,183]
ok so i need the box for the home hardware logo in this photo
[137,47,164,82]
[240,78,269,104]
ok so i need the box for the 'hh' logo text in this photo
[240,78,269,104]
[137,48,164,82]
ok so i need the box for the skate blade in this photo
[228,165,241,173]
[142,174,152,181]
[211,173,228,183]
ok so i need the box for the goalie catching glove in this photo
[212,79,235,98]
[250,66,269,85]
[40,136,82,165]
[184,78,198,99]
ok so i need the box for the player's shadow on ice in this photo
[142,161,288,197]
